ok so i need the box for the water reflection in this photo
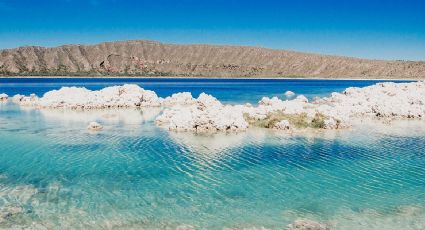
[37,107,162,125]
[168,129,267,160]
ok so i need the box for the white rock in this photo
[323,117,338,129]
[273,120,291,130]
[13,93,39,106]
[11,81,425,133]
[156,93,248,132]
[284,90,295,97]
[294,95,309,103]
[15,84,161,109]
[197,92,222,108]
[87,122,103,131]
[250,81,425,131]
[161,92,195,107]
[0,93,8,102]
[12,94,25,103]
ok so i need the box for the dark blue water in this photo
[0,78,414,104]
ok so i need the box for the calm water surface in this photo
[0,78,413,103]
[0,78,424,229]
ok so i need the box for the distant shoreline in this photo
[1,40,424,80]
[0,76,421,81]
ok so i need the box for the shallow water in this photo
[0,79,424,229]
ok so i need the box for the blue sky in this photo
[0,0,424,60]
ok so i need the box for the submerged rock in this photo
[0,184,38,224]
[223,227,271,230]
[176,224,195,230]
[286,219,329,230]
[87,122,103,131]
[0,205,24,223]
[0,93,8,102]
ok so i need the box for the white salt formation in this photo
[156,93,249,132]
[0,93,8,102]
[12,94,39,106]
[157,81,425,132]
[12,82,425,133]
[160,92,195,107]
[87,122,103,131]
[284,90,295,97]
[13,85,201,109]
[273,120,291,130]
[14,84,161,109]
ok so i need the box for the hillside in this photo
[1,40,424,78]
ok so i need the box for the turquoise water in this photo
[0,79,424,229]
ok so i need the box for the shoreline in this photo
[0,76,421,81]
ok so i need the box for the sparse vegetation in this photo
[245,111,329,129]
[311,113,326,128]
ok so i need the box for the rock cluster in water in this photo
[32,84,160,109]
[156,93,249,132]
[12,81,425,133]
[157,81,425,132]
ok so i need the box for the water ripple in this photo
[1,102,425,229]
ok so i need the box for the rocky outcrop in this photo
[14,84,161,109]
[155,93,249,132]
[324,81,425,118]
[157,81,425,132]
[12,94,39,106]
[1,40,424,78]
[12,81,425,133]
[284,91,295,98]
[161,92,195,107]
[273,120,291,131]
[0,93,8,102]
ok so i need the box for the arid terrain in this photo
[1,40,424,78]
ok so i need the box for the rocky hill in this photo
[0,40,424,78]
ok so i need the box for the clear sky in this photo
[0,0,424,60]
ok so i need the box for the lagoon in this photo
[0,78,424,229]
